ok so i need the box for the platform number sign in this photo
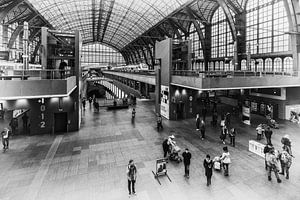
[39,99,46,128]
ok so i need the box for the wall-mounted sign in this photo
[39,99,46,128]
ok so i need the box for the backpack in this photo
[128,165,136,180]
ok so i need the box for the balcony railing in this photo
[103,70,155,76]
[0,69,74,80]
[172,70,298,78]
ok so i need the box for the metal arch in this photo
[225,0,243,14]
[131,45,142,63]
[166,19,182,39]
[139,38,154,65]
[283,0,300,32]
[7,13,37,49]
[92,0,96,41]
[124,48,135,64]
[168,17,188,36]
[96,0,104,41]
[125,50,133,64]
[120,50,129,64]
[0,0,23,22]
[184,7,206,58]
[206,3,220,23]
[100,0,115,42]
[29,28,41,42]
[157,25,172,38]
[216,0,237,41]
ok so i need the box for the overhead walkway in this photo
[103,70,300,90]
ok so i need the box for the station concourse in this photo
[1,0,300,200]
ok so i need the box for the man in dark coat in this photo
[162,138,169,158]
[182,148,192,178]
[265,127,273,145]
[203,154,213,186]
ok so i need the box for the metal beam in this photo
[217,0,237,41]
[0,0,23,22]
[100,0,115,42]
[225,0,242,14]
[167,19,182,39]
[96,0,104,41]
[186,6,208,24]
[168,18,188,36]
[184,7,206,53]
[8,13,37,49]
[29,28,41,42]
[92,0,96,41]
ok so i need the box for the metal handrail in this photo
[10,69,75,80]
[172,70,298,78]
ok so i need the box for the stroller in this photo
[169,144,182,163]
[213,156,222,171]
[266,115,279,129]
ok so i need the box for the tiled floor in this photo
[0,100,300,200]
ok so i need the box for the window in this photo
[211,7,234,58]
[241,59,247,70]
[189,22,204,71]
[265,58,272,72]
[274,57,282,72]
[81,43,126,66]
[283,57,293,72]
[246,0,290,54]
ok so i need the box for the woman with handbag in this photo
[220,146,231,176]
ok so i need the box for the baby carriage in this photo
[266,115,279,129]
[169,144,182,163]
[213,156,222,171]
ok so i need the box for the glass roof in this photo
[27,0,189,50]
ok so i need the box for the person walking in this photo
[220,146,231,176]
[263,143,274,170]
[88,97,93,107]
[203,154,213,186]
[225,112,231,127]
[196,114,200,131]
[82,98,86,110]
[229,127,236,147]
[162,137,171,158]
[1,127,10,151]
[182,148,192,178]
[220,126,227,144]
[157,113,163,131]
[266,148,281,183]
[264,127,273,145]
[279,136,293,179]
[9,118,18,135]
[127,159,137,197]
[22,113,28,134]
[200,120,206,140]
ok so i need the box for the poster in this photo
[161,85,169,119]
[156,158,167,176]
[242,105,251,125]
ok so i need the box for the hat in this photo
[169,135,175,139]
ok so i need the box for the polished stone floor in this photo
[0,100,300,200]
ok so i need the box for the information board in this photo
[249,140,265,158]
[160,85,169,119]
